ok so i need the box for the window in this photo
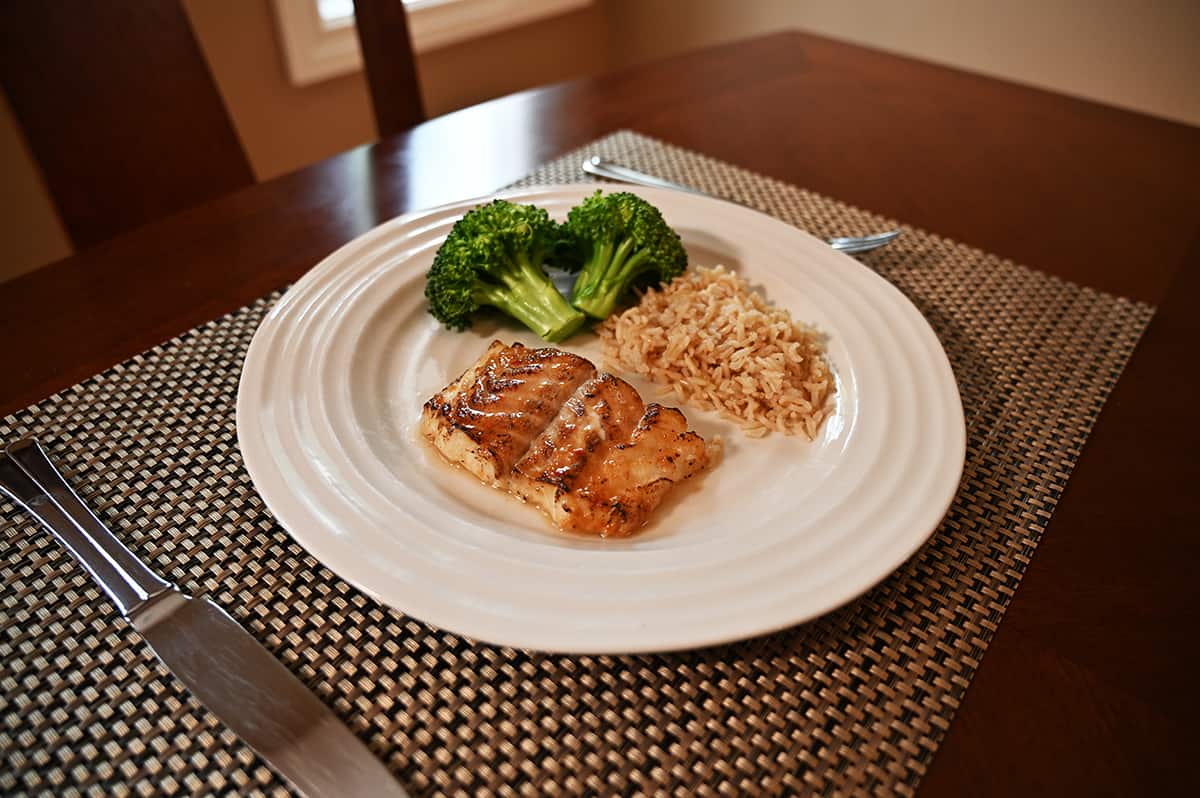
[274,0,592,87]
[316,0,356,23]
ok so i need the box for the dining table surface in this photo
[2,30,1198,797]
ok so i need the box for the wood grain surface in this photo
[1,31,1197,796]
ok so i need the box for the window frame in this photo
[272,0,592,87]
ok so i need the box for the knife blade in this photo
[0,439,408,798]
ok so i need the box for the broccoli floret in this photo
[558,190,688,319]
[425,199,586,342]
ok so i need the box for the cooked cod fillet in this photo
[420,341,596,485]
[420,341,713,537]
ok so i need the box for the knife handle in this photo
[0,438,175,617]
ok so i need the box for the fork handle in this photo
[0,439,173,617]
[582,156,719,197]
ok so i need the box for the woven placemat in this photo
[0,131,1153,797]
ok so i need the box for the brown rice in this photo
[597,266,835,438]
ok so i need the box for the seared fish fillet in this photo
[421,342,713,537]
[421,341,596,485]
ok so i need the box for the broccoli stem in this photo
[477,252,586,342]
[570,237,653,319]
[572,239,616,300]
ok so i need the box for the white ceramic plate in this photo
[237,184,965,654]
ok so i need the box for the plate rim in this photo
[237,183,966,654]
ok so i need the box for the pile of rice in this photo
[597,266,835,438]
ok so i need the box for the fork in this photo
[582,156,901,254]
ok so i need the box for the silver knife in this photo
[0,438,408,798]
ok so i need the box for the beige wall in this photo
[4,0,1198,282]
[183,0,376,182]
[603,0,1200,127]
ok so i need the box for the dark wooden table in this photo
[2,32,1197,796]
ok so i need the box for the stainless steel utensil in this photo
[0,438,409,798]
[582,155,901,254]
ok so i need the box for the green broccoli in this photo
[424,199,586,342]
[558,190,688,320]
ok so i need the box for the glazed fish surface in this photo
[421,341,715,537]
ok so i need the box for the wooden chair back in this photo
[352,0,425,139]
[0,0,254,249]
[0,0,424,251]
